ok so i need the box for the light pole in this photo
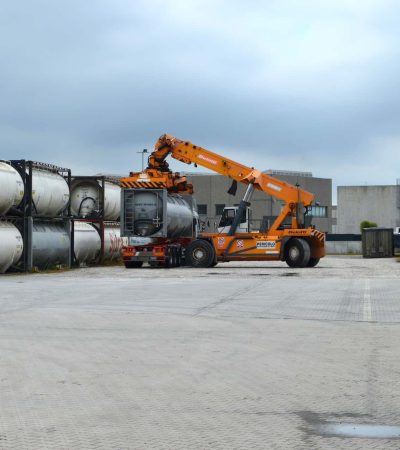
[137,149,148,172]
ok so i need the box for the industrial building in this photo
[187,170,333,232]
[336,184,400,234]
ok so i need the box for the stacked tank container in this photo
[0,160,72,272]
[0,166,128,272]
[70,176,127,265]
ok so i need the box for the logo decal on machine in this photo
[137,175,151,182]
[198,154,218,165]
[236,240,244,248]
[217,237,225,248]
[256,241,276,248]
[266,183,282,192]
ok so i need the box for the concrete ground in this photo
[0,256,400,449]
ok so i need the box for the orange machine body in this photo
[121,134,325,268]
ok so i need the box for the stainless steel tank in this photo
[70,180,120,220]
[121,189,197,238]
[73,222,101,264]
[0,162,24,215]
[31,169,70,216]
[32,222,70,269]
[103,224,128,260]
[0,222,23,273]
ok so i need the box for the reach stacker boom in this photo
[120,134,325,268]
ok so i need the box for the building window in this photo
[198,204,208,215]
[215,204,225,215]
[310,206,327,217]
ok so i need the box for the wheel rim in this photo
[289,246,300,261]
[193,248,205,261]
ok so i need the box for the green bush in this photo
[360,220,378,232]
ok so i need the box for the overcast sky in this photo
[1,0,399,201]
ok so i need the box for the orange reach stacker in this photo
[120,134,325,268]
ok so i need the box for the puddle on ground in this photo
[298,412,400,440]
[206,272,229,275]
[316,423,400,439]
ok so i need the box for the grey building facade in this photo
[187,171,332,232]
[337,185,400,233]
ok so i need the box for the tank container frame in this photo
[0,160,73,272]
[71,176,121,266]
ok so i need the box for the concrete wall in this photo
[187,173,332,232]
[337,185,400,234]
[325,241,362,254]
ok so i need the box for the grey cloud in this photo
[1,0,400,193]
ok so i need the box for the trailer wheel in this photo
[186,239,216,268]
[176,249,182,267]
[165,251,173,268]
[171,248,178,268]
[284,238,310,268]
[124,261,143,269]
[307,257,320,267]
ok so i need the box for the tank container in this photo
[0,222,23,273]
[103,224,128,260]
[31,169,70,216]
[71,180,120,220]
[0,162,24,215]
[32,222,70,269]
[73,222,101,264]
[121,189,197,239]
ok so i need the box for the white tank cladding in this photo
[0,162,24,215]
[32,222,70,269]
[71,180,120,220]
[103,224,128,260]
[0,222,23,273]
[31,169,70,216]
[73,222,101,264]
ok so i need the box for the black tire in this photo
[165,252,173,268]
[284,238,310,268]
[149,261,159,268]
[307,257,320,267]
[171,248,178,268]
[185,239,216,268]
[176,249,182,267]
[124,261,143,269]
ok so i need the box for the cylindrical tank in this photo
[71,180,120,220]
[0,222,23,273]
[132,191,195,238]
[31,169,70,216]
[103,224,128,260]
[32,222,70,269]
[73,222,101,264]
[0,162,24,215]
